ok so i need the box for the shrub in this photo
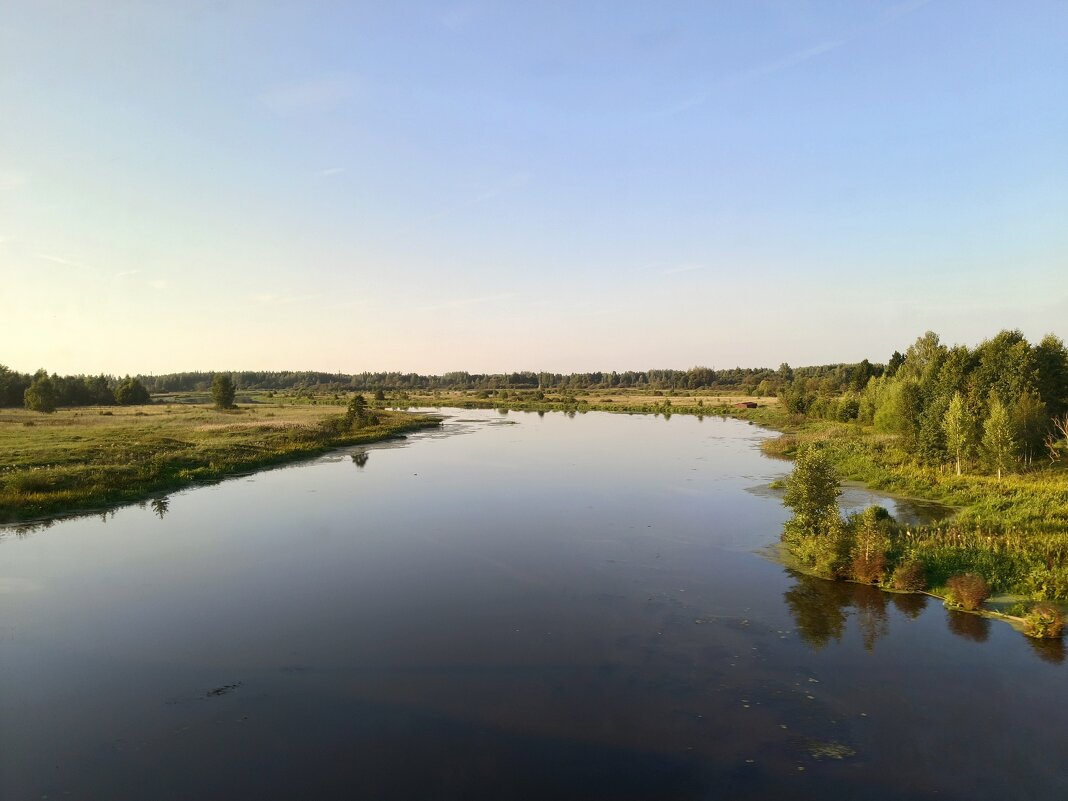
[890,560,927,592]
[946,573,991,611]
[849,506,891,584]
[1023,602,1065,639]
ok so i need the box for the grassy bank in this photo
[395,387,778,417]
[0,401,439,523]
[756,405,1068,602]
[399,389,1067,603]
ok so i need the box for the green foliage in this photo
[1034,334,1068,418]
[1023,602,1065,639]
[114,377,150,405]
[344,393,379,430]
[781,447,849,577]
[1012,391,1047,466]
[783,446,841,520]
[0,404,440,522]
[212,374,236,409]
[24,373,57,413]
[1,364,32,406]
[982,395,1015,481]
[942,392,972,476]
[849,506,892,583]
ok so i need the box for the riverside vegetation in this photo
[769,328,1068,637]
[3,328,1066,621]
[0,394,439,523]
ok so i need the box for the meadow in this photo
[0,395,438,523]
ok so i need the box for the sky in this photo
[2,1,1066,376]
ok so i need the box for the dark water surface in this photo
[2,410,1065,800]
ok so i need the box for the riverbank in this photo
[398,389,1068,603]
[0,402,440,524]
[747,405,1068,604]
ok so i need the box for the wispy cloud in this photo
[417,292,515,312]
[315,167,346,177]
[34,252,96,272]
[149,279,169,290]
[655,0,935,117]
[656,39,845,117]
[261,76,357,115]
[113,269,141,279]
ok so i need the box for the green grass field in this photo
[0,398,439,523]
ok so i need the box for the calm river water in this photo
[1,409,1065,800]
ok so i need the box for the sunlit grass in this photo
[0,401,438,522]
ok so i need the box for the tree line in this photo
[131,367,788,394]
[779,330,1068,476]
[0,367,149,412]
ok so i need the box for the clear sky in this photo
[2,1,1066,376]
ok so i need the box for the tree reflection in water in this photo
[783,572,849,650]
[946,610,990,643]
[150,497,169,519]
[783,571,903,652]
[1027,636,1066,665]
[853,584,889,652]
[891,592,928,619]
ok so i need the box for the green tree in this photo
[943,392,973,476]
[24,371,57,413]
[212,374,236,409]
[782,447,849,577]
[873,379,922,450]
[344,393,378,429]
[0,365,31,407]
[1012,391,1048,468]
[1034,334,1068,419]
[886,351,905,377]
[982,395,1016,481]
[114,377,150,405]
[850,506,892,583]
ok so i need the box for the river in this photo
[1,409,1065,800]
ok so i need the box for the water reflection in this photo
[946,610,991,643]
[783,573,849,650]
[150,497,170,519]
[890,592,928,619]
[854,586,890,652]
[352,452,370,469]
[1028,636,1066,665]
[783,572,904,653]
[784,572,1066,665]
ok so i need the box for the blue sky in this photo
[2,1,1066,375]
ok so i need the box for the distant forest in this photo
[4,333,1067,455]
[1,363,862,407]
